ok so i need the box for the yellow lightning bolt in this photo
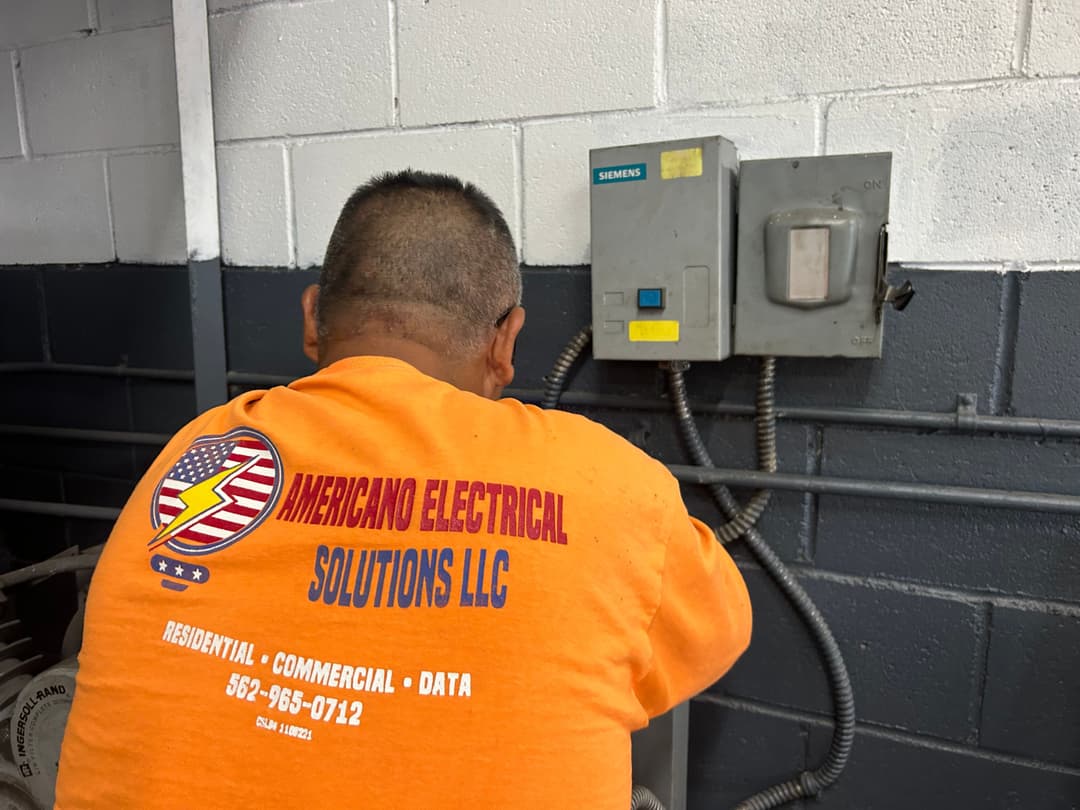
[149,456,260,550]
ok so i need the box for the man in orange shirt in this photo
[56,170,751,808]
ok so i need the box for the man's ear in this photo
[301,284,321,364]
[485,306,526,397]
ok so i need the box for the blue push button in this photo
[637,288,665,309]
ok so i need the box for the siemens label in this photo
[593,163,647,185]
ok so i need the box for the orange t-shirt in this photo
[56,356,751,809]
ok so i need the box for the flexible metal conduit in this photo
[6,363,1080,439]
[711,357,776,543]
[630,785,667,810]
[542,326,593,409]
[541,332,853,808]
[668,364,854,808]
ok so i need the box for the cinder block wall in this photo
[2,0,1079,267]
[2,1,1080,808]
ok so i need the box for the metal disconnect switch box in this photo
[590,136,738,361]
[734,153,892,358]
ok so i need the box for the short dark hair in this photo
[317,169,521,353]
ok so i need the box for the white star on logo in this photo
[174,565,185,577]
[157,560,167,572]
[191,569,203,581]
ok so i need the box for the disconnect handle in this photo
[884,280,915,311]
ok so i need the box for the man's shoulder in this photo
[141,389,272,472]
[497,398,675,483]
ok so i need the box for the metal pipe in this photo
[173,0,228,412]
[6,465,1077,521]
[228,371,296,387]
[0,553,103,590]
[668,465,1080,515]
[0,425,170,445]
[189,256,229,411]
[4,369,1080,440]
[0,500,121,520]
[0,362,194,381]
[0,364,298,389]
[506,389,1080,439]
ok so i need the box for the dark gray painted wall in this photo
[1,263,1078,807]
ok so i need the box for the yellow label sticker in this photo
[660,147,703,180]
[628,320,680,342]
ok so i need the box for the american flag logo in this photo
[149,428,283,557]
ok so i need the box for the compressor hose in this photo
[666,362,855,809]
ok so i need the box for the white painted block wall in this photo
[0,0,1078,269]
[0,0,183,264]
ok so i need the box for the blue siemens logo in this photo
[592,163,647,185]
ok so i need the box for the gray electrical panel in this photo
[734,153,892,358]
[590,136,738,361]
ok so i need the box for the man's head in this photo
[302,170,525,399]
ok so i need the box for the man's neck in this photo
[319,336,479,393]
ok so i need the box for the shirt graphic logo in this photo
[149,428,283,591]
